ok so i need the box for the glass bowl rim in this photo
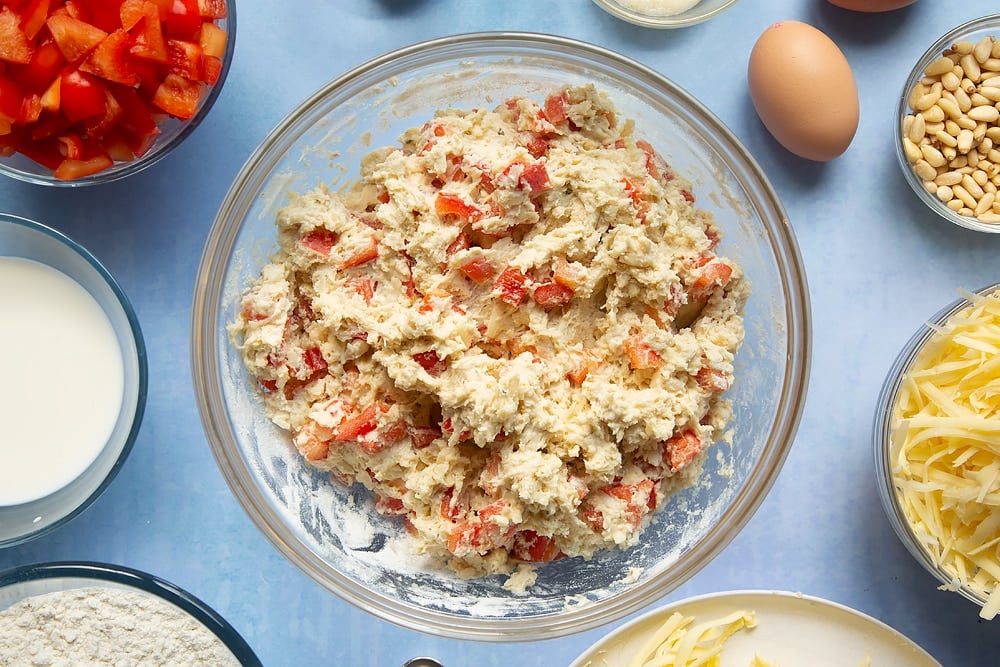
[873,280,1000,609]
[191,30,812,641]
[590,0,740,29]
[0,212,148,548]
[0,0,237,188]
[0,560,262,665]
[894,13,1000,234]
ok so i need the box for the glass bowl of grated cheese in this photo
[192,32,811,640]
[874,282,1000,619]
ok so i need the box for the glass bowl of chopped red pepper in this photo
[192,32,811,640]
[0,0,234,186]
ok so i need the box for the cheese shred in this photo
[627,609,759,667]
[891,288,1000,619]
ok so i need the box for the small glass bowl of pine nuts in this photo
[897,15,1000,233]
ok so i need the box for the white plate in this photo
[569,590,940,667]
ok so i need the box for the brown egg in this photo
[827,0,917,12]
[748,21,859,162]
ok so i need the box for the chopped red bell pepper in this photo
[47,13,107,63]
[0,6,34,64]
[19,0,52,41]
[532,281,573,310]
[60,68,107,121]
[493,266,530,306]
[0,73,24,123]
[300,227,339,255]
[0,0,227,178]
[81,30,139,86]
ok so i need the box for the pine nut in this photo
[914,159,938,181]
[917,91,942,111]
[936,185,954,202]
[975,37,994,64]
[957,128,975,152]
[942,71,961,91]
[977,211,1000,223]
[971,92,994,107]
[969,105,1000,122]
[954,88,973,112]
[908,114,925,143]
[980,87,1000,102]
[926,56,956,77]
[957,115,978,130]
[975,191,995,215]
[921,144,948,167]
[922,105,946,123]
[974,169,990,186]
[947,198,964,211]
[954,183,978,209]
[954,41,975,56]
[937,97,961,118]
[936,171,963,186]
[962,173,985,199]
[961,54,982,82]
[935,130,958,147]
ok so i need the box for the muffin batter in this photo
[231,85,748,577]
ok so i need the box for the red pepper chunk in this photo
[0,6,34,64]
[624,332,661,370]
[47,14,107,64]
[344,275,374,304]
[434,191,482,223]
[532,281,573,310]
[0,74,23,123]
[413,350,447,377]
[458,256,496,283]
[332,402,381,442]
[503,157,550,193]
[493,266,530,306]
[695,367,730,393]
[663,429,702,471]
[19,0,51,41]
[300,227,338,255]
[542,90,568,124]
[511,530,562,562]
[338,236,379,270]
[80,29,139,86]
[689,259,732,302]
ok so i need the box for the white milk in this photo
[0,257,124,505]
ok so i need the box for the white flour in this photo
[0,587,241,666]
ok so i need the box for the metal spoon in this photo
[402,658,443,667]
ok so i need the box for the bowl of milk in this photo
[0,213,147,548]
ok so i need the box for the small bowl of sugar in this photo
[0,561,261,665]
[0,213,147,547]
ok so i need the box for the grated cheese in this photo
[627,609,759,667]
[891,288,1000,619]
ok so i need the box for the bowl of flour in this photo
[0,561,261,666]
